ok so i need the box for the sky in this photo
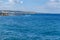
[0,0,60,13]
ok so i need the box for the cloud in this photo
[9,0,13,3]
[20,1,23,4]
[0,0,20,10]
[18,0,60,13]
[35,0,60,13]
[33,6,49,13]
[46,0,60,13]
[0,0,60,13]
[50,0,54,1]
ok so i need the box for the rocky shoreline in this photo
[0,10,36,16]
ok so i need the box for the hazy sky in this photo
[0,0,60,13]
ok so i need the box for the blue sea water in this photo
[0,14,60,40]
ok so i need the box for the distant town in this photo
[0,10,36,16]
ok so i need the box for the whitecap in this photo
[24,15,31,17]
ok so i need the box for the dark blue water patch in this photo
[41,31,60,36]
[0,14,60,40]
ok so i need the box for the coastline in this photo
[0,10,60,16]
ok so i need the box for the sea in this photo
[0,14,60,40]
